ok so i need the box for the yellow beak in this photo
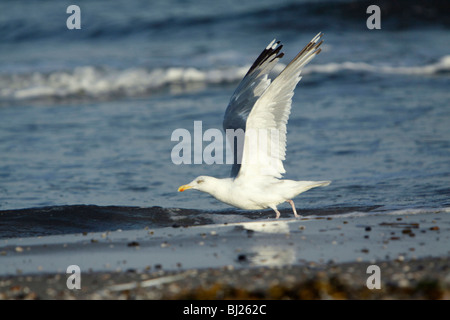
[178,184,192,192]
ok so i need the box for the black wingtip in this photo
[245,39,285,77]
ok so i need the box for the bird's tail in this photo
[296,180,331,193]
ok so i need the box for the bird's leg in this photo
[273,208,281,219]
[286,200,299,218]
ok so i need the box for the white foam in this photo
[1,55,448,102]
[383,207,450,216]
[305,55,450,76]
[309,206,450,220]
[0,65,249,101]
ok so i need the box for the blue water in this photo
[0,0,449,236]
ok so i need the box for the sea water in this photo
[0,0,449,237]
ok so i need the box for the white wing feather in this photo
[223,39,284,177]
[237,33,324,180]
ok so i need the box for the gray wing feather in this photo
[236,33,324,180]
[223,40,284,177]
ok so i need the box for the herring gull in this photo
[178,33,331,218]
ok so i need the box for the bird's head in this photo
[178,176,212,193]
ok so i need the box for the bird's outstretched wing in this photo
[223,39,284,177]
[236,33,324,180]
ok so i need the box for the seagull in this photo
[178,33,331,219]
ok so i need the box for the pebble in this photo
[127,241,139,247]
[0,256,436,300]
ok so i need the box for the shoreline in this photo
[1,208,448,299]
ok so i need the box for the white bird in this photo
[178,33,331,219]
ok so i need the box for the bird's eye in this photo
[197,179,204,184]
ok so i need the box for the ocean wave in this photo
[1,56,449,103]
[306,55,450,76]
[0,65,249,102]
